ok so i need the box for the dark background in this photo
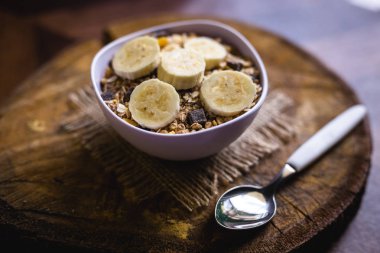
[1,0,379,252]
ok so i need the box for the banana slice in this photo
[200,70,256,116]
[112,36,160,80]
[184,37,227,70]
[129,79,180,130]
[158,48,205,90]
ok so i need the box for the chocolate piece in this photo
[227,61,243,71]
[124,87,135,102]
[187,109,207,125]
[101,91,114,100]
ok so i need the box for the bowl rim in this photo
[91,19,269,138]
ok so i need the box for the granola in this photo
[100,32,262,134]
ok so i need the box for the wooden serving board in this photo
[0,16,372,252]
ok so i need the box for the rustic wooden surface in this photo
[0,16,372,252]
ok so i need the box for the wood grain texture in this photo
[0,16,372,253]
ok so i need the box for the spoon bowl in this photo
[215,185,276,229]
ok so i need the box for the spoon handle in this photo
[287,105,367,172]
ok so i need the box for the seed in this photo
[125,118,139,127]
[177,123,186,130]
[205,121,212,129]
[106,75,117,83]
[124,107,131,118]
[224,45,232,52]
[169,122,177,131]
[216,117,224,125]
[242,67,254,75]
[101,78,107,84]
[191,91,199,98]
[105,67,113,78]
[224,116,233,122]
[183,93,190,100]
[177,129,190,134]
[178,112,187,122]
[191,123,202,130]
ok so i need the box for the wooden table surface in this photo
[1,0,379,252]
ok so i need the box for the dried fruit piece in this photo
[124,87,134,102]
[158,37,169,47]
[187,109,207,125]
[227,61,243,71]
[101,91,114,100]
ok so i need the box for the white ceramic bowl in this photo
[91,20,268,160]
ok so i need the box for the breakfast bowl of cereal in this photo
[91,20,268,160]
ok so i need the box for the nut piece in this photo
[205,121,212,129]
[242,67,255,76]
[178,112,187,122]
[191,90,199,98]
[187,109,207,125]
[116,103,127,116]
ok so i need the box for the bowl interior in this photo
[91,19,268,136]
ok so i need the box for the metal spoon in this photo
[215,105,367,230]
